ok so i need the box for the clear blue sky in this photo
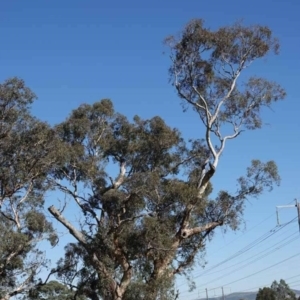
[1,1,299,299]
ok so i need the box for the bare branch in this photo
[9,198,21,229]
[48,206,118,296]
[119,213,147,226]
[191,85,212,120]
[0,210,17,225]
[218,128,243,157]
[205,127,217,162]
[48,205,87,245]
[16,181,34,208]
[113,161,126,189]
[54,181,100,227]
[210,70,241,128]
[180,221,222,239]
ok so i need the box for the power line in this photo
[179,221,297,296]
[189,252,299,298]
[187,200,298,281]
[222,275,300,295]
[200,230,298,277]
[196,232,298,288]
[180,230,298,297]
[210,212,276,255]
[190,217,297,280]
[187,274,300,300]
[207,199,297,258]
[177,199,300,298]
[211,251,300,291]
[287,279,300,286]
[179,217,299,297]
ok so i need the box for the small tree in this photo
[47,20,285,300]
[271,279,297,300]
[256,287,276,300]
[0,78,58,300]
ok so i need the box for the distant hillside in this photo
[198,289,300,300]
[199,292,256,300]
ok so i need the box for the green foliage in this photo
[27,280,87,300]
[256,279,297,300]
[256,287,276,300]
[0,78,58,299]
[166,19,285,136]
[271,279,297,300]
[52,103,191,298]
[50,96,281,299]
[48,20,284,300]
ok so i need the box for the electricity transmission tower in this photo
[276,199,300,232]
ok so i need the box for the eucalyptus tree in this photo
[48,20,285,300]
[49,21,285,290]
[0,19,285,300]
[0,78,58,300]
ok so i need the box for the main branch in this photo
[180,221,222,239]
[48,205,87,245]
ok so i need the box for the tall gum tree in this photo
[48,20,285,300]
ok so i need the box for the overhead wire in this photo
[207,197,297,259]
[208,199,298,257]
[210,212,276,255]
[195,231,299,288]
[184,217,297,282]
[209,251,299,291]
[188,252,300,300]
[220,274,300,297]
[178,216,299,297]
[197,230,298,277]
[177,198,299,298]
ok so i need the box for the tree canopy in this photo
[0,19,286,300]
